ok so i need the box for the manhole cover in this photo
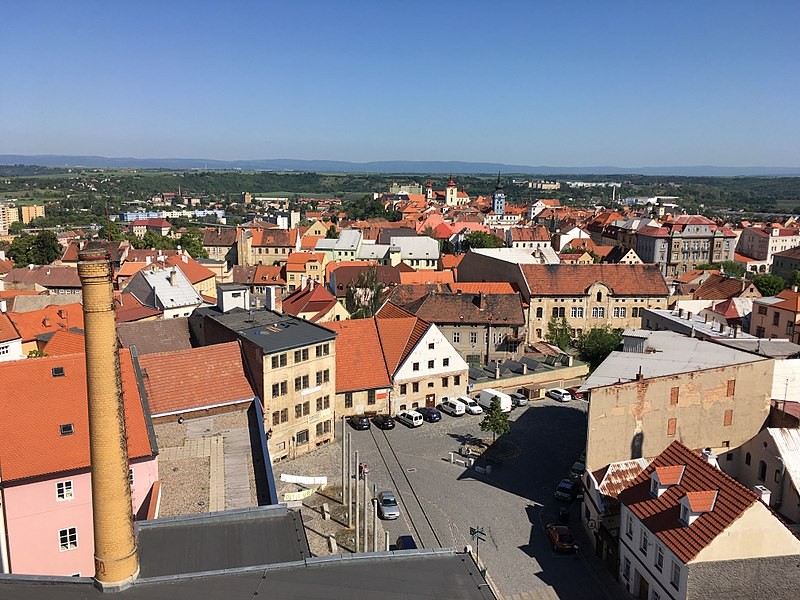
[406,468,417,473]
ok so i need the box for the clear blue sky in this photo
[1,1,799,167]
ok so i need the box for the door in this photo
[425,394,436,407]
[637,573,649,600]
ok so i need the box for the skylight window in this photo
[60,423,75,436]
[52,366,65,377]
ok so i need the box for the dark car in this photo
[566,386,585,401]
[416,407,442,423]
[554,478,581,502]
[373,414,395,430]
[395,535,418,550]
[349,415,370,430]
[546,523,580,553]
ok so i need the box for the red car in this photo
[546,523,580,553]
[566,387,585,401]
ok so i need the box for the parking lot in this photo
[344,395,623,600]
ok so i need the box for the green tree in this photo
[440,239,455,255]
[8,221,26,234]
[345,266,385,319]
[30,231,63,264]
[98,220,126,241]
[480,398,511,442]
[326,225,339,239]
[178,230,208,259]
[696,260,745,279]
[463,231,504,250]
[546,317,572,351]
[576,326,624,371]
[752,273,785,297]
[7,233,35,266]
[787,271,800,290]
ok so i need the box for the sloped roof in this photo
[440,254,464,270]
[138,267,203,309]
[114,292,163,322]
[591,457,652,514]
[165,254,216,284]
[384,283,449,306]
[7,303,84,343]
[693,274,758,300]
[774,289,800,312]
[202,227,237,246]
[519,264,669,296]
[448,282,516,295]
[398,270,455,285]
[232,265,286,286]
[402,292,525,326]
[330,264,408,298]
[43,328,85,356]
[0,257,13,275]
[116,261,148,278]
[324,320,391,393]
[282,283,338,322]
[138,342,255,416]
[375,305,430,373]
[117,317,192,355]
[126,249,179,262]
[767,428,800,503]
[508,226,551,242]
[0,350,154,482]
[5,265,81,288]
[618,441,762,563]
[0,311,21,344]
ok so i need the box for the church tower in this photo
[492,174,506,215]
[445,174,457,206]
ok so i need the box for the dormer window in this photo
[680,490,718,526]
[650,465,685,497]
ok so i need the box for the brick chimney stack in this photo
[78,245,139,590]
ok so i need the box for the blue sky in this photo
[1,1,799,166]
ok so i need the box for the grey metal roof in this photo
[389,236,440,260]
[0,551,495,600]
[581,330,764,391]
[141,267,203,309]
[767,428,800,502]
[117,318,192,355]
[713,338,800,358]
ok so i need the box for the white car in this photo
[457,396,483,415]
[396,410,424,427]
[547,388,572,402]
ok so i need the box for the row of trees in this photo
[98,221,207,259]
[6,231,63,266]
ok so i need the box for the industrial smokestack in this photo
[78,245,139,590]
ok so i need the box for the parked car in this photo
[396,410,424,428]
[546,388,572,402]
[416,406,442,422]
[395,535,418,550]
[509,392,528,408]
[569,461,586,479]
[554,478,581,502]
[440,398,466,417]
[377,491,400,520]
[546,523,580,553]
[457,396,483,415]
[373,414,395,430]
[349,414,370,430]
[566,386,585,401]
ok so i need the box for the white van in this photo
[440,398,466,417]
[396,410,424,428]
[476,388,513,413]
[458,396,483,415]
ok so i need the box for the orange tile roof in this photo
[286,252,324,270]
[519,264,669,297]
[281,283,337,322]
[44,329,86,356]
[7,303,84,343]
[0,350,154,482]
[439,254,464,270]
[325,320,391,393]
[138,342,255,416]
[655,465,685,485]
[398,270,455,285]
[164,254,216,285]
[115,293,162,323]
[448,282,516,294]
[619,441,761,563]
[693,274,758,301]
[685,490,718,512]
[375,304,430,372]
[0,311,21,343]
[774,289,800,312]
[116,261,148,278]
[300,235,322,250]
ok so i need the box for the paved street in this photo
[344,397,624,600]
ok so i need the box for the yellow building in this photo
[20,204,45,224]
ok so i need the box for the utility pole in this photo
[470,526,487,573]
[347,438,353,527]
[372,497,378,552]
[341,417,346,506]
[363,471,369,552]
[354,450,359,552]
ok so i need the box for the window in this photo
[271,353,287,368]
[428,360,434,369]
[316,397,323,411]
[56,481,73,501]
[368,390,376,405]
[632,307,640,318]
[412,382,419,393]
[670,387,679,405]
[536,307,543,318]
[596,291,603,302]
[52,367,65,377]
[667,418,677,436]
[773,312,780,326]
[280,408,288,423]
[758,460,767,482]
[295,404,302,418]
[59,527,78,551]
[652,591,661,600]
[452,331,460,343]
[316,422,324,436]
[622,557,631,581]
[443,358,449,367]
[775,469,782,484]
[323,369,330,383]
[399,384,407,395]
[670,560,680,590]
[591,307,605,318]
[60,423,74,436]
[570,306,584,318]
[639,529,648,555]
[726,379,735,397]
[303,401,310,416]
[756,326,765,337]
[442,377,449,388]
[724,409,733,426]
[316,343,330,357]
[324,395,330,409]
[454,375,461,386]
[345,392,353,409]
[745,452,751,465]
[296,429,309,444]
[295,377,302,391]
[551,307,559,318]
[757,305,768,315]
[294,350,302,363]
[129,468,134,488]
[302,375,309,388]
[680,503,689,524]
[272,411,280,426]
[413,362,420,371]
[316,371,323,386]
[428,343,434,350]
[625,514,633,539]
[280,381,287,395]
[470,332,478,344]
[613,307,627,318]
[272,383,280,398]
[655,544,664,572]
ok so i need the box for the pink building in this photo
[0,352,159,576]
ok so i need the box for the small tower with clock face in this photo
[492,174,506,215]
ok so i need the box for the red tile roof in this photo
[115,293,162,323]
[375,305,430,373]
[439,254,464,270]
[138,342,255,416]
[509,226,551,242]
[116,261,148,278]
[5,265,81,289]
[774,289,800,313]
[655,465,685,485]
[164,254,216,285]
[618,441,761,563]
[0,257,13,275]
[685,490,718,512]
[0,350,154,481]
[693,274,760,301]
[281,283,338,322]
[324,320,391,393]
[7,303,85,343]
[0,311,21,343]
[448,282,516,294]
[398,270,455,285]
[519,264,669,297]
[43,329,86,356]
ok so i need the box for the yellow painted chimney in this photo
[78,245,139,590]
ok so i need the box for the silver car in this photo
[378,491,400,520]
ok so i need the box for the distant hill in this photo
[1,154,799,177]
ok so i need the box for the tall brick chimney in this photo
[78,245,139,590]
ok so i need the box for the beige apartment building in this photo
[749,289,800,342]
[190,305,337,462]
[20,204,45,224]
[0,203,19,235]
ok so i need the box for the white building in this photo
[122,266,204,319]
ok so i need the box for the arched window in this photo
[536,307,543,318]
[745,452,751,466]
[596,291,603,302]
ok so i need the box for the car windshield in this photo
[382,497,396,506]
